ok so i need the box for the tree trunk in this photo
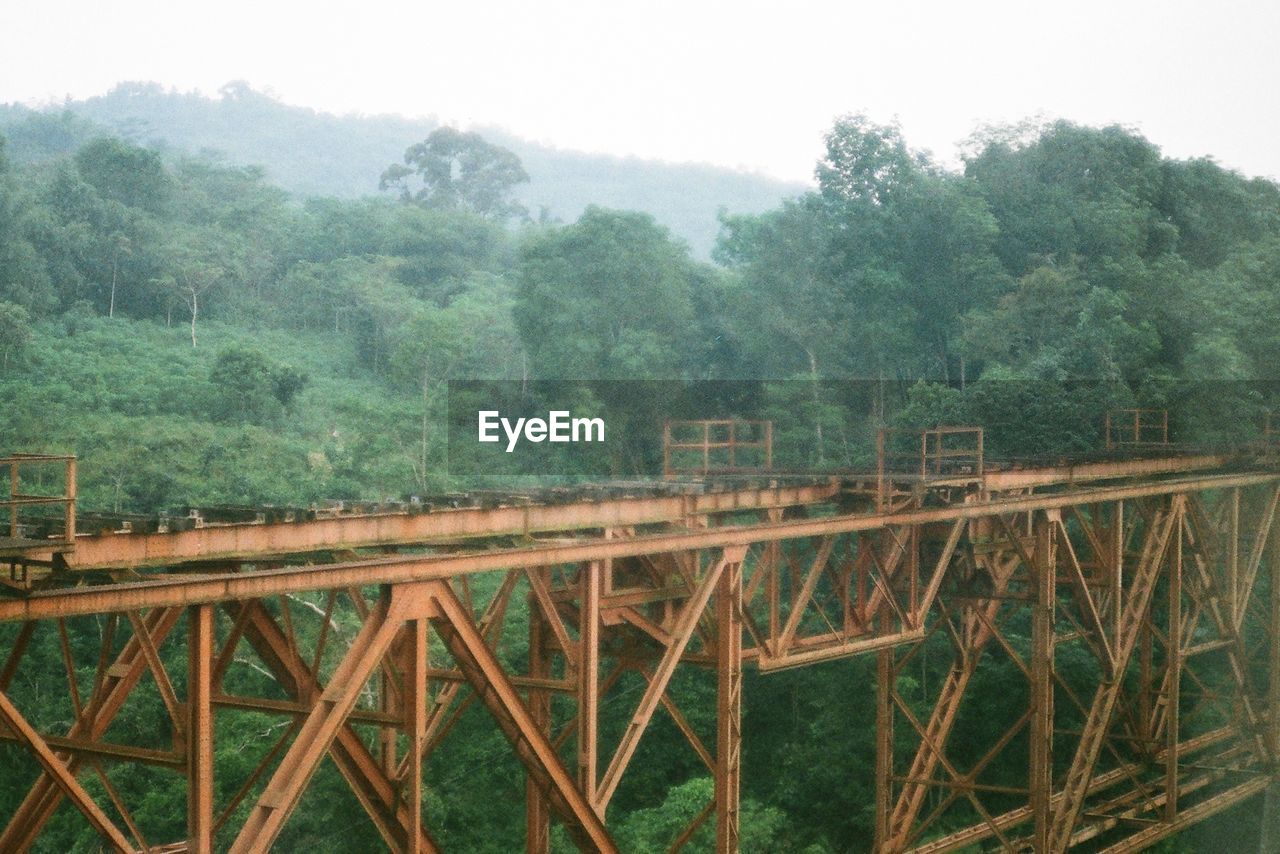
[109,252,118,319]
[189,288,199,347]
[807,349,824,465]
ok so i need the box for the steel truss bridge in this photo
[2,432,1280,852]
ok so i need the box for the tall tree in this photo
[514,207,697,378]
[73,137,170,214]
[154,227,225,347]
[380,127,530,222]
[0,300,32,368]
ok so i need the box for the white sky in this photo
[2,0,1277,184]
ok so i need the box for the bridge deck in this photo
[10,450,1246,574]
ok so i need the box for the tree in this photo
[155,228,225,347]
[962,264,1158,383]
[817,114,921,206]
[380,127,529,222]
[208,346,309,424]
[514,207,697,378]
[717,197,851,461]
[73,137,170,214]
[0,134,56,314]
[0,300,32,368]
[387,277,524,489]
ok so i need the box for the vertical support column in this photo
[703,422,711,475]
[1138,534,1154,754]
[663,422,672,479]
[1262,505,1280,854]
[64,456,76,542]
[1165,509,1182,821]
[406,618,428,853]
[578,560,601,807]
[1112,500,1124,649]
[1230,488,1241,624]
[874,643,894,852]
[1030,512,1056,852]
[381,660,398,776]
[526,595,551,853]
[715,550,743,853]
[187,603,215,854]
[908,524,920,618]
[8,458,17,538]
[1268,515,1280,760]
[766,532,780,656]
[877,429,887,511]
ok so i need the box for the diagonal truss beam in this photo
[229,598,440,853]
[0,606,183,851]
[228,586,425,852]
[885,548,1019,847]
[596,547,745,811]
[1047,497,1181,852]
[425,578,618,853]
[0,688,134,852]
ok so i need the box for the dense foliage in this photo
[1,107,1278,850]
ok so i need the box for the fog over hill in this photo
[0,82,807,257]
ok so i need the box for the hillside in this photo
[0,81,807,257]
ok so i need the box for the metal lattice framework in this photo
[1,445,1278,852]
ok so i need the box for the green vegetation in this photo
[0,82,806,257]
[1,105,1278,850]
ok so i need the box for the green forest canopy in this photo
[3,112,1279,507]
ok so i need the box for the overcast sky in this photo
[3,0,1277,184]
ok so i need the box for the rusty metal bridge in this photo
[2,415,1280,852]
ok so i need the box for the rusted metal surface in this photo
[0,446,1278,851]
[54,479,834,571]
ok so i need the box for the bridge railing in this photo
[876,426,984,510]
[877,426,985,479]
[662,419,773,478]
[1,453,76,547]
[1105,408,1169,449]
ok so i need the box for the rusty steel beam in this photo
[715,547,743,852]
[526,597,552,854]
[2,456,1279,853]
[187,604,214,854]
[0,607,183,850]
[595,548,743,811]
[980,453,1232,492]
[1096,776,1271,853]
[229,599,440,853]
[228,586,427,852]
[1047,498,1181,852]
[1030,513,1056,852]
[578,560,602,806]
[425,579,618,852]
[59,482,840,571]
[404,617,432,854]
[8,472,1275,624]
[0,688,133,852]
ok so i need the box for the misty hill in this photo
[0,82,807,256]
